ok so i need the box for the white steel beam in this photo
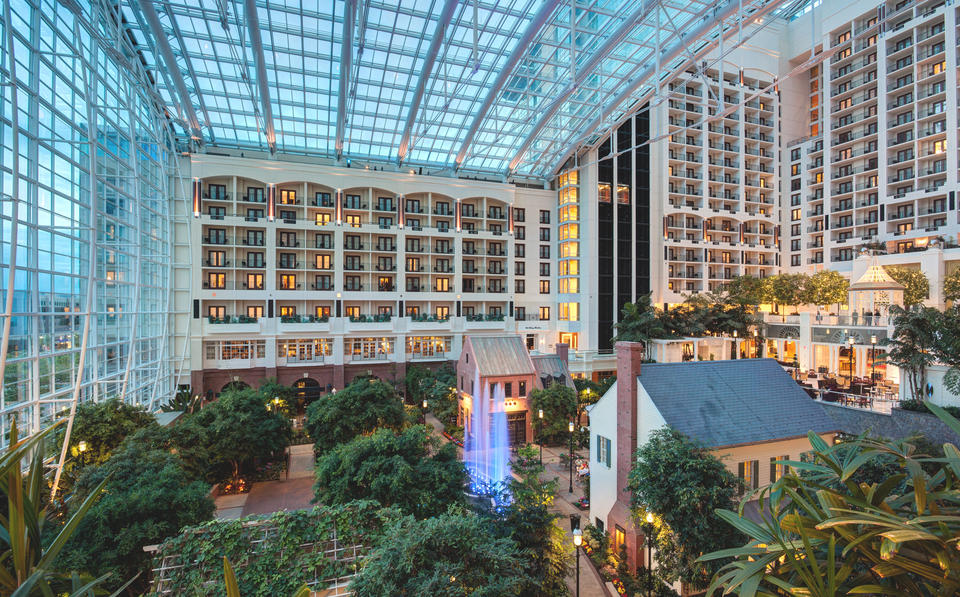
[336,0,357,160]
[397,0,459,165]
[244,0,277,154]
[453,0,562,169]
[544,0,786,176]
[505,0,662,173]
[136,0,204,142]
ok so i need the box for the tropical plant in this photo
[886,305,940,402]
[612,293,670,346]
[403,364,432,406]
[313,425,466,518]
[528,382,578,445]
[306,376,407,453]
[350,513,529,596]
[701,402,960,596]
[161,389,201,414]
[0,421,109,596]
[59,441,214,594]
[886,265,930,306]
[628,427,741,591]
[929,305,960,396]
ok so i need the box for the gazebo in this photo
[847,255,905,319]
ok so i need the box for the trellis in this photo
[149,514,369,596]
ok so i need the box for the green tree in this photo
[257,378,295,415]
[612,293,669,346]
[56,398,157,489]
[306,377,407,453]
[945,268,960,303]
[886,305,940,402]
[766,273,809,313]
[886,265,930,306]
[528,382,577,445]
[404,364,432,407]
[313,425,466,518]
[60,442,214,594]
[350,513,528,596]
[62,398,154,461]
[930,305,960,396]
[191,387,292,482]
[628,427,741,591]
[804,269,849,307]
[502,445,571,597]
[122,420,216,482]
[701,405,960,596]
[722,275,767,306]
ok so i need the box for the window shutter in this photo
[752,460,760,489]
[737,462,745,494]
[596,436,601,463]
[770,458,778,483]
[605,438,612,468]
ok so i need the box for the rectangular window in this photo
[539,227,550,241]
[513,208,525,222]
[539,245,550,259]
[770,455,789,482]
[247,305,264,319]
[515,244,525,258]
[539,280,550,294]
[539,263,550,276]
[596,435,612,468]
[519,381,527,397]
[515,279,525,293]
[539,306,550,320]
[539,210,550,224]
[515,226,525,240]
[739,460,759,492]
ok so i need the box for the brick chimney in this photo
[554,342,569,364]
[606,341,644,570]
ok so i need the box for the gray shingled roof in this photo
[531,354,574,389]
[639,359,838,448]
[469,336,536,377]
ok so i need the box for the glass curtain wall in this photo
[0,0,178,438]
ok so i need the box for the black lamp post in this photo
[569,514,582,597]
[644,512,654,597]
[568,421,575,493]
[732,329,738,360]
[537,408,544,465]
[870,335,877,384]
[848,336,855,385]
[421,398,428,424]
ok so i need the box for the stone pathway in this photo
[213,444,316,519]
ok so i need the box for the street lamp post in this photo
[422,398,428,424]
[732,329,738,360]
[848,336,855,385]
[645,512,654,597]
[753,328,759,358]
[870,335,877,384]
[537,409,544,465]
[568,421,575,493]
[573,528,582,597]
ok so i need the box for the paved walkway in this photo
[424,415,610,596]
[214,444,316,519]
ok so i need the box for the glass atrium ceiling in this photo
[123,0,791,179]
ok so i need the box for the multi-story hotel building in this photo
[171,0,960,393]
[6,0,960,432]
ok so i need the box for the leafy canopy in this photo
[60,441,214,594]
[945,268,960,303]
[350,513,529,596]
[306,376,407,453]
[886,265,930,306]
[529,382,577,445]
[313,425,466,518]
[612,293,669,345]
[804,269,849,306]
[628,427,741,590]
[189,387,292,481]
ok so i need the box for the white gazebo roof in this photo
[849,260,906,292]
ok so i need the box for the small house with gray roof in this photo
[588,341,839,573]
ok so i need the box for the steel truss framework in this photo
[121,0,804,180]
[0,0,185,445]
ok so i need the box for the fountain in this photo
[463,367,510,503]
